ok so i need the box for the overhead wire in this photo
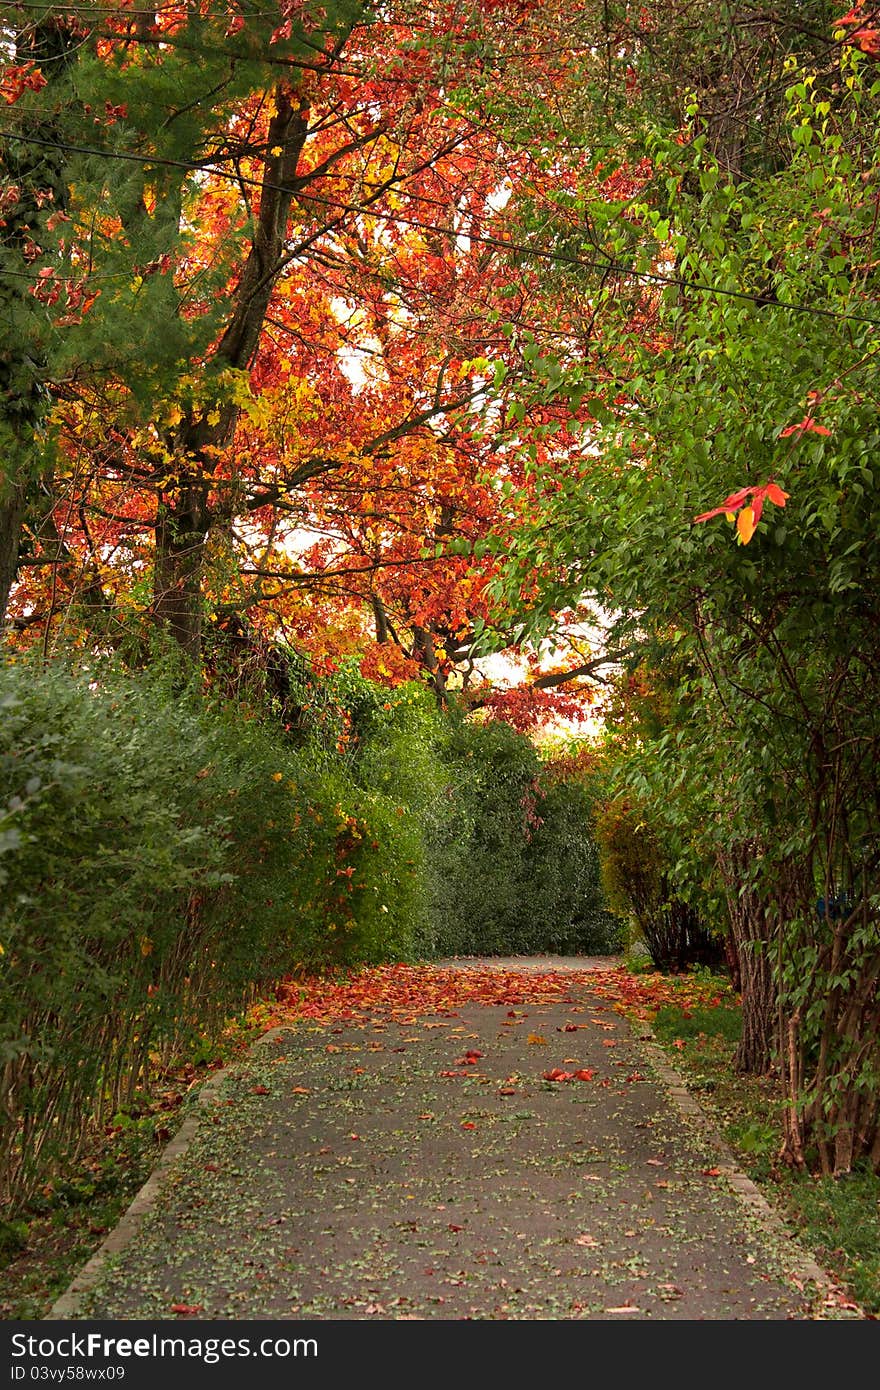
[1,122,879,327]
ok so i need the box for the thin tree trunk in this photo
[719,844,775,1073]
[0,484,27,628]
[152,481,211,660]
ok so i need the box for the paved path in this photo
[55,960,833,1320]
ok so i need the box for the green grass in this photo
[650,992,880,1316]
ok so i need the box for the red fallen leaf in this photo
[439,1069,469,1077]
[170,1304,203,1316]
[251,1085,270,1095]
[602,1040,616,1047]
[543,1069,575,1082]
[702,1166,723,1176]
[574,1069,595,1082]
[454,1056,478,1065]
[461,1120,476,1129]
[448,1223,464,1232]
[465,1049,484,1059]
[558,1024,578,1032]
[349,1132,362,1141]
[499,1087,517,1095]
[291,1085,311,1094]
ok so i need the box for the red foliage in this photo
[267,962,733,1029]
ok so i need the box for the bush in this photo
[0,656,421,1209]
[593,793,720,972]
[416,714,620,957]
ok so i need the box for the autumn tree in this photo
[1,0,611,734]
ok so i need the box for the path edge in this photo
[45,1026,294,1321]
[631,1019,859,1318]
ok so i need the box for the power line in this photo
[1,123,879,327]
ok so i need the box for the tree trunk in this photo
[0,484,27,629]
[152,481,211,660]
[150,86,310,661]
[719,844,775,1074]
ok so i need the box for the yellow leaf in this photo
[527,1033,548,1045]
[737,505,757,544]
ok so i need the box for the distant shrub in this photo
[415,714,620,957]
[592,794,720,972]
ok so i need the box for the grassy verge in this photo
[650,991,880,1316]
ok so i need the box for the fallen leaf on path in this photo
[527,1033,547,1045]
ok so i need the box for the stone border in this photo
[46,1026,293,1321]
[632,1021,857,1317]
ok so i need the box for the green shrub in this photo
[0,656,421,1210]
[415,714,620,957]
[593,794,720,972]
